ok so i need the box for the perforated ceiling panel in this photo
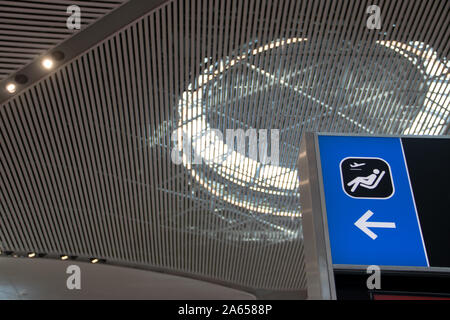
[0,0,449,294]
[0,0,129,80]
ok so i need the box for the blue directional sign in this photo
[317,135,429,267]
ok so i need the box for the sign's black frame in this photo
[297,132,450,300]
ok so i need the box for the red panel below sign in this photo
[373,294,450,300]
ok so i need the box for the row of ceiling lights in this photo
[5,51,64,95]
[0,250,100,264]
[60,255,99,264]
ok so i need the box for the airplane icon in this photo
[350,162,366,168]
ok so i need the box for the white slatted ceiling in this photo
[0,0,449,292]
[0,0,129,80]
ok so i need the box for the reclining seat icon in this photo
[340,157,394,199]
[347,169,385,192]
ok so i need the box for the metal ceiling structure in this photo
[0,0,129,81]
[0,0,449,298]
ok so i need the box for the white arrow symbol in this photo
[354,210,396,240]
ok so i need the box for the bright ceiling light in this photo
[175,38,306,216]
[42,58,54,69]
[6,82,16,93]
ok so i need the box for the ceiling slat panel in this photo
[0,0,129,80]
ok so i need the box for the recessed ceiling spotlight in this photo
[90,258,99,264]
[14,74,28,85]
[60,255,69,260]
[6,82,16,93]
[51,51,65,61]
[28,252,36,258]
[42,58,54,69]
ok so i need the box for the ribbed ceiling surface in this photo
[0,0,128,80]
[0,0,449,294]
